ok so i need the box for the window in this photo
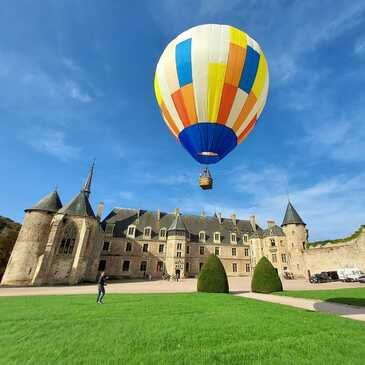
[200,246,205,255]
[245,263,250,272]
[58,223,77,255]
[156,261,164,272]
[177,252,181,258]
[126,242,132,252]
[244,248,249,256]
[232,247,237,256]
[122,260,130,272]
[272,253,277,263]
[281,253,287,263]
[102,241,110,251]
[185,262,189,272]
[199,231,205,242]
[214,232,221,243]
[215,247,220,256]
[232,263,237,272]
[140,261,147,272]
[177,243,182,250]
[159,244,164,253]
[159,228,167,239]
[231,233,237,243]
[143,243,148,252]
[186,246,190,254]
[127,225,136,238]
[302,242,306,250]
[98,260,106,271]
[144,227,152,239]
[199,262,204,271]
[105,223,115,235]
[270,239,276,247]
[243,234,248,243]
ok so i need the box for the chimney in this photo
[267,220,275,229]
[136,209,141,223]
[217,212,222,224]
[250,215,256,232]
[156,208,161,221]
[96,202,105,221]
[230,213,237,226]
[175,208,180,216]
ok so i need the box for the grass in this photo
[1,293,365,365]
[275,287,365,307]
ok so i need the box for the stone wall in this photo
[303,227,365,275]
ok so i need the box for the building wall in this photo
[1,211,53,286]
[99,235,251,278]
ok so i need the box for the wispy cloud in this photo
[24,128,81,161]
[65,80,92,103]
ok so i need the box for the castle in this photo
[2,164,365,286]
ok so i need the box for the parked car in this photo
[310,272,331,283]
[337,268,365,282]
[358,275,365,284]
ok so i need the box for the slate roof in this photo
[282,202,305,226]
[262,225,285,237]
[168,214,187,231]
[102,208,261,244]
[58,191,95,218]
[26,190,62,213]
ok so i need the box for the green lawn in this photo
[275,287,365,307]
[1,293,365,365]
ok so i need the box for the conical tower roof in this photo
[168,214,187,231]
[26,190,62,213]
[58,191,95,218]
[282,201,305,226]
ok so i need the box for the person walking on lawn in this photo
[96,271,108,304]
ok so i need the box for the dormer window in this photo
[230,233,237,244]
[199,231,206,242]
[159,228,167,240]
[270,239,276,247]
[127,225,136,238]
[214,232,221,243]
[243,234,248,243]
[144,227,152,239]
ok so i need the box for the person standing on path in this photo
[96,271,108,304]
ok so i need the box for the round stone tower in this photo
[281,201,308,278]
[1,190,62,286]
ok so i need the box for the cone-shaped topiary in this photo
[251,256,283,293]
[197,254,229,293]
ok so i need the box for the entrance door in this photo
[175,269,180,277]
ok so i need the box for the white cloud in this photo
[65,80,92,103]
[354,39,365,55]
[24,128,81,161]
[119,191,135,200]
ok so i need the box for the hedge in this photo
[197,254,229,293]
[251,256,283,293]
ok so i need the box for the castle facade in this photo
[2,166,365,286]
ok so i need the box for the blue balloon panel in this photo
[178,123,237,165]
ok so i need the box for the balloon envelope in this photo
[154,24,269,165]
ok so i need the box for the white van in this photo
[337,268,365,282]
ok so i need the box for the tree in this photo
[251,256,283,293]
[197,254,229,293]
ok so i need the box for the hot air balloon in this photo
[154,24,269,190]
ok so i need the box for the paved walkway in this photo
[1,277,364,297]
[237,292,365,322]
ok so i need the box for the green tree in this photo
[251,256,283,293]
[197,254,229,293]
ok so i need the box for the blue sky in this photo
[1,0,365,240]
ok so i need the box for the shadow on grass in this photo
[229,290,250,295]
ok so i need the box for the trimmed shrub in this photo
[251,256,283,293]
[197,254,229,293]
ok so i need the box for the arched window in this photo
[58,223,78,255]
